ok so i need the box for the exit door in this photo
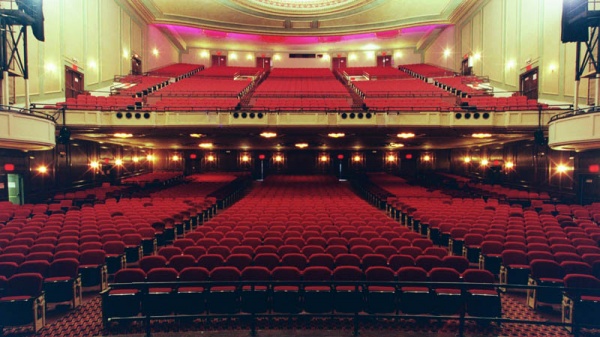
[520,67,539,99]
[211,55,227,67]
[65,66,84,99]
[7,173,23,205]
[332,57,347,70]
[256,57,271,70]
[377,55,392,67]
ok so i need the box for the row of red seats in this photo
[103,265,502,318]
[152,77,253,97]
[151,97,240,111]
[134,248,464,274]
[268,68,335,78]
[400,63,455,78]
[341,67,411,79]
[195,66,264,78]
[57,95,141,111]
[351,78,451,98]
[147,63,204,78]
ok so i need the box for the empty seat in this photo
[0,273,45,333]
[365,266,396,314]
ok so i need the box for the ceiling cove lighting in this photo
[260,132,277,138]
[190,133,204,138]
[389,143,404,148]
[472,133,492,138]
[114,133,133,138]
[199,143,213,148]
[328,132,345,138]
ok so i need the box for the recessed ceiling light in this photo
[397,132,415,139]
[328,132,345,138]
[260,132,277,138]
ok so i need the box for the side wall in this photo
[12,0,157,103]
[425,0,584,102]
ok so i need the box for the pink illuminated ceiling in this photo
[126,0,474,50]
[156,23,450,52]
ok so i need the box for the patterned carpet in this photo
[3,293,600,337]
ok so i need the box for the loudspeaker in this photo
[534,129,547,146]
[16,0,44,41]
[57,126,71,144]
[561,0,588,43]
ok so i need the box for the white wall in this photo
[424,26,456,69]
[429,0,582,102]
[145,25,181,71]
[14,0,146,102]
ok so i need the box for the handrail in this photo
[102,279,596,337]
[549,107,597,123]
[0,104,56,122]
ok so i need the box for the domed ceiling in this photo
[125,0,477,51]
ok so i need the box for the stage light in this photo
[36,166,48,174]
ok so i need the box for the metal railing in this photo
[101,280,598,337]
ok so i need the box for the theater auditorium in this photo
[0,0,600,336]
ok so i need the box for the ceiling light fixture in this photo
[472,133,492,138]
[190,133,204,138]
[260,132,277,138]
[397,132,415,139]
[295,143,309,149]
[328,132,345,138]
[389,143,404,148]
[199,143,213,148]
[114,133,133,138]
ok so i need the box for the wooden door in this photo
[65,66,84,99]
[256,57,271,70]
[211,55,227,67]
[520,67,539,99]
[332,57,347,70]
[376,56,392,67]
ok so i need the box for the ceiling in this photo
[125,0,477,52]
[69,125,536,152]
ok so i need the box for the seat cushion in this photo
[178,286,204,293]
[401,286,429,293]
